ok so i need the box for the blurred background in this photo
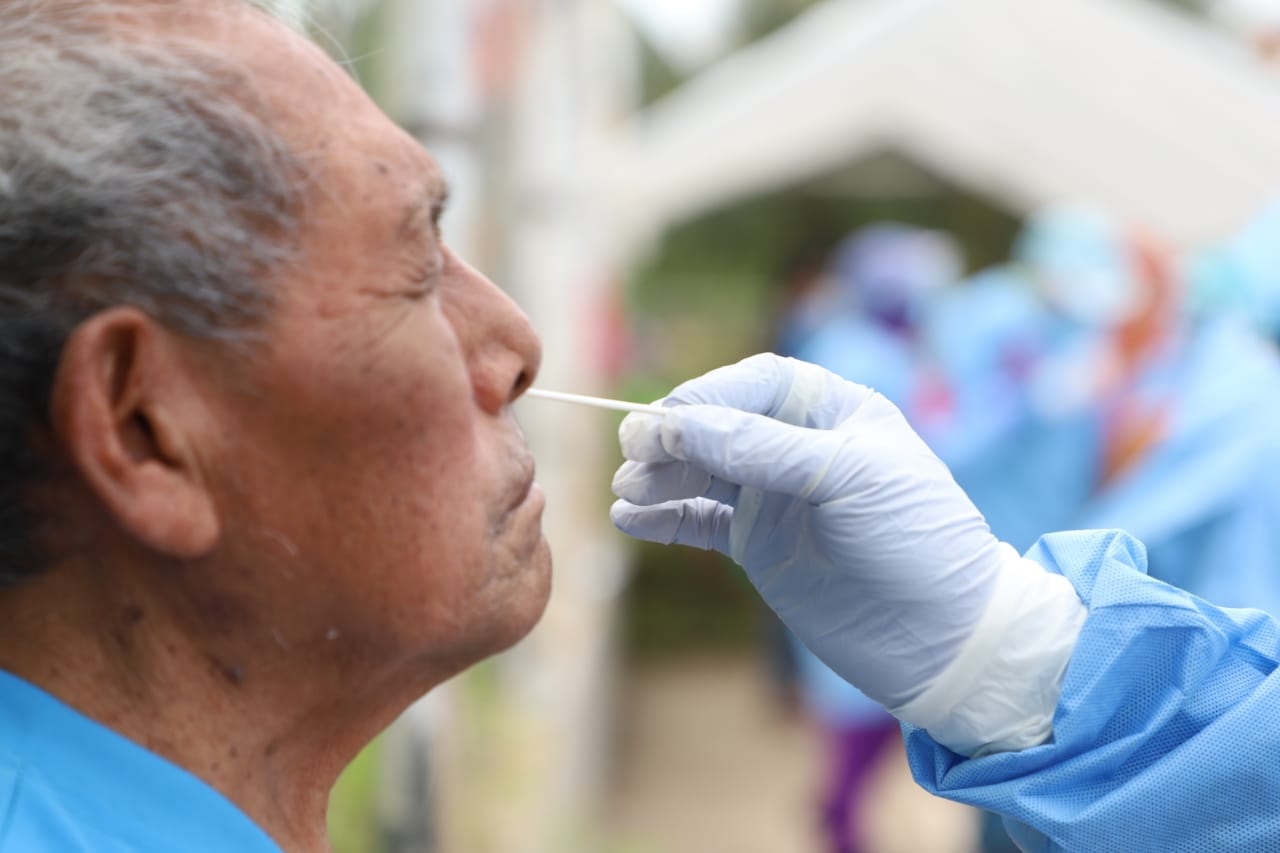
[282,0,1280,850]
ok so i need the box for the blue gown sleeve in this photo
[902,529,1280,852]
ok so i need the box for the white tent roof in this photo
[602,0,1280,250]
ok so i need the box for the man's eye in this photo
[408,283,440,301]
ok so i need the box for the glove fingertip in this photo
[655,404,715,459]
[610,499,677,545]
[608,498,633,530]
[610,461,641,499]
[618,411,671,463]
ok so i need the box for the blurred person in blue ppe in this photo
[1010,205,1138,433]
[611,353,1280,852]
[1073,207,1280,620]
[1005,205,1143,499]
[797,222,962,411]
[918,264,1096,556]
[917,266,1045,460]
[1012,202,1280,620]
[944,202,1280,619]
[784,224,963,853]
[1017,207,1180,490]
[1186,196,1280,346]
[0,2,549,850]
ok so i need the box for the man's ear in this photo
[49,307,220,559]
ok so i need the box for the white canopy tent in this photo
[602,0,1280,252]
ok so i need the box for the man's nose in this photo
[444,252,542,414]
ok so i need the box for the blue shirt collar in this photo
[0,668,282,851]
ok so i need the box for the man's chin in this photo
[497,541,553,648]
[398,546,553,700]
[471,540,554,660]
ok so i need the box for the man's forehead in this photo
[122,0,448,243]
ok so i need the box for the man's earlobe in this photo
[50,307,220,559]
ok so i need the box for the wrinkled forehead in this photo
[126,0,444,264]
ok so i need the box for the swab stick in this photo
[524,388,669,417]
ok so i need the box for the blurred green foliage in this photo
[622,541,762,661]
[635,35,686,107]
[328,737,382,853]
[738,0,826,43]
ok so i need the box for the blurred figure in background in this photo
[1078,199,1280,618]
[919,263,1092,556]
[799,223,961,410]
[1011,203,1280,619]
[933,205,1148,554]
[1185,196,1280,348]
[939,201,1280,614]
[1015,205,1169,494]
[785,224,971,853]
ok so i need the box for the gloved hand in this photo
[611,354,1083,741]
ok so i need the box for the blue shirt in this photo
[0,670,281,851]
[905,529,1280,852]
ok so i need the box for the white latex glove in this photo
[611,354,1086,755]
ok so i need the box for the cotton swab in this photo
[523,388,669,417]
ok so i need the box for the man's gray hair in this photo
[0,0,307,586]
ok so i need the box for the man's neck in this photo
[0,559,439,852]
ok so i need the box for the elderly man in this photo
[0,1,546,849]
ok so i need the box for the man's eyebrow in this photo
[399,182,451,238]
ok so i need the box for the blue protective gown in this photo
[0,669,281,851]
[905,529,1280,852]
